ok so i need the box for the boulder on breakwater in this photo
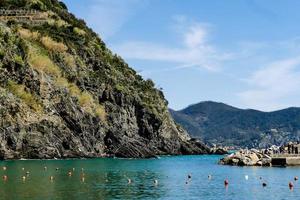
[219,149,272,166]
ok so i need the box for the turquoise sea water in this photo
[0,155,300,200]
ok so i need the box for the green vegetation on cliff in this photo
[0,0,209,159]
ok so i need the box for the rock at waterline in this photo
[219,149,272,166]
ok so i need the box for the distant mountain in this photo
[170,101,300,148]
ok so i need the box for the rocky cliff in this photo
[0,0,210,159]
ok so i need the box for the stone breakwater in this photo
[219,142,300,166]
[219,149,272,166]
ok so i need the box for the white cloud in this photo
[183,24,207,48]
[238,57,300,111]
[63,0,300,110]
[115,41,230,71]
[83,0,146,39]
[113,16,233,71]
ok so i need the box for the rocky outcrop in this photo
[210,147,228,155]
[0,0,210,159]
[219,149,272,166]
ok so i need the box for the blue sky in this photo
[63,0,300,111]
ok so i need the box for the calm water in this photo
[0,155,300,199]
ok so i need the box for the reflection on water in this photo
[0,158,166,200]
[0,156,300,199]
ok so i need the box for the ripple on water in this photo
[0,155,300,199]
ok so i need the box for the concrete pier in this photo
[271,155,300,166]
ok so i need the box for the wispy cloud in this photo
[184,24,207,48]
[113,16,233,71]
[83,0,147,39]
[238,57,300,111]
[172,15,209,48]
[64,0,300,110]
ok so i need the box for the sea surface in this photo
[0,155,299,200]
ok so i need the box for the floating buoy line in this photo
[0,167,299,191]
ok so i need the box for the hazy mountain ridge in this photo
[170,101,300,148]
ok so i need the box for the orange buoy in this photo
[294,176,298,181]
[224,179,229,186]
[289,182,294,189]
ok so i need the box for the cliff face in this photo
[0,0,209,159]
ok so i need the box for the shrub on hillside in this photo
[13,55,24,66]
[18,28,40,41]
[55,77,69,88]
[28,46,61,77]
[63,53,76,69]
[95,105,106,121]
[7,80,42,112]
[73,27,86,36]
[78,91,93,108]
[41,36,67,52]
[68,83,81,96]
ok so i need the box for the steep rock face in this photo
[0,0,209,159]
